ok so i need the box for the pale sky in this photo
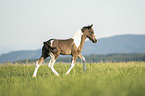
[0,0,145,55]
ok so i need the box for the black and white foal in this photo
[32,24,97,77]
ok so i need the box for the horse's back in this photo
[52,38,73,47]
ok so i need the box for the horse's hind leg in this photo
[32,57,44,77]
[48,57,52,68]
[49,53,59,76]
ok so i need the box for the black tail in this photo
[43,41,58,55]
[41,41,57,59]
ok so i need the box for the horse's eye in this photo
[91,32,94,34]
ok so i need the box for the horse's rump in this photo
[43,41,58,55]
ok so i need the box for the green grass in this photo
[0,62,145,96]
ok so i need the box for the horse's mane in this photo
[81,25,92,32]
[82,25,92,29]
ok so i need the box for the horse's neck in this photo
[72,29,83,48]
[72,29,87,50]
[79,34,87,50]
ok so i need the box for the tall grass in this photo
[0,62,145,96]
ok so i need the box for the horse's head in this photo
[82,24,97,43]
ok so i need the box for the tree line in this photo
[15,53,145,64]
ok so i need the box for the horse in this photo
[32,24,97,77]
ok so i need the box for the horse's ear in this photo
[90,24,93,28]
[88,24,93,29]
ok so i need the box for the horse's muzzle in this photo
[93,39,97,43]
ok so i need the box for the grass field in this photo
[0,62,145,96]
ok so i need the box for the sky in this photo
[0,0,145,55]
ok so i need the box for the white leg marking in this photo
[32,61,40,77]
[82,56,87,71]
[51,60,59,76]
[49,53,59,76]
[66,59,75,75]
[82,56,86,62]
[48,59,52,68]
[48,53,54,68]
[79,54,87,71]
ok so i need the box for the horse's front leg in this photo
[78,54,87,71]
[66,55,77,75]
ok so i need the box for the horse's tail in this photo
[43,41,57,55]
[43,41,50,52]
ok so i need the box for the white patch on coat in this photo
[50,40,54,47]
[71,29,83,48]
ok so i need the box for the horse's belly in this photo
[60,49,71,55]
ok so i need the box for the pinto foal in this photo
[32,24,97,77]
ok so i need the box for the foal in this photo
[32,24,97,77]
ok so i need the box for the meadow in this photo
[0,62,145,96]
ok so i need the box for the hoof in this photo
[56,74,59,76]
[54,73,59,76]
[32,75,36,77]
[65,72,69,75]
